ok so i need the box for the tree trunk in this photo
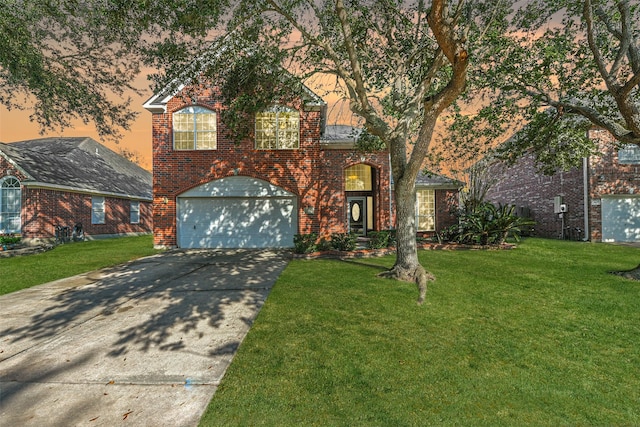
[378,149,435,305]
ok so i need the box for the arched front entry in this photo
[176,176,298,248]
[345,164,376,236]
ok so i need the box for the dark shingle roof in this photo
[0,137,152,199]
[415,170,463,189]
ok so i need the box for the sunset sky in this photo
[0,72,155,170]
[0,73,355,173]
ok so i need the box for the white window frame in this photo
[130,200,140,224]
[92,196,105,225]
[255,106,300,150]
[618,144,640,164]
[345,164,373,191]
[173,106,217,150]
[416,189,435,231]
[0,176,21,233]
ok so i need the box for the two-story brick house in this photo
[144,77,460,249]
[484,128,640,242]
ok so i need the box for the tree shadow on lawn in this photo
[339,258,391,273]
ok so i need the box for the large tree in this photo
[0,0,226,139]
[440,0,640,174]
[2,0,501,303]
[144,0,484,303]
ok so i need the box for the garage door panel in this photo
[602,197,640,242]
[178,197,296,248]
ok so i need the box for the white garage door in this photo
[177,177,297,248]
[602,196,640,242]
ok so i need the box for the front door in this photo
[348,197,366,236]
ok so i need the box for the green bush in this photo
[293,233,318,254]
[317,238,332,252]
[367,230,393,249]
[0,234,21,245]
[330,233,357,251]
[448,203,536,245]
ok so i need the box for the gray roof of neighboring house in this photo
[320,125,363,149]
[321,125,362,142]
[415,170,463,189]
[0,137,152,200]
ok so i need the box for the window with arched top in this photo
[173,106,217,150]
[0,177,21,233]
[345,164,372,191]
[255,106,300,150]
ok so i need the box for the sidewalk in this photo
[0,249,288,426]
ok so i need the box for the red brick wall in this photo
[484,129,640,242]
[587,129,640,241]
[21,189,151,239]
[151,85,393,247]
[485,153,586,239]
[318,149,392,238]
[2,157,151,239]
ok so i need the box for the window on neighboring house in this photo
[416,189,435,231]
[255,107,300,149]
[173,106,217,150]
[0,176,21,233]
[130,201,140,224]
[92,196,105,224]
[618,144,640,164]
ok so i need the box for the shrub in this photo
[317,238,333,252]
[367,230,393,249]
[447,203,536,245]
[330,233,357,251]
[293,233,318,254]
[0,234,21,246]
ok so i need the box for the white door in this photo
[177,177,297,248]
[601,196,640,242]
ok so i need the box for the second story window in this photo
[173,106,217,150]
[255,107,300,150]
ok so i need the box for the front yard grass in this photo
[201,238,640,426]
[0,235,160,295]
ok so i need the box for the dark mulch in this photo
[612,265,640,281]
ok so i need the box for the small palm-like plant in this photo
[491,204,536,244]
[454,203,536,245]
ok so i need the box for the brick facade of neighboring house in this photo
[484,129,640,242]
[0,138,152,243]
[144,80,461,249]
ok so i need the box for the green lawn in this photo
[201,239,640,426]
[0,235,160,295]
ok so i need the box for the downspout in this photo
[583,156,590,241]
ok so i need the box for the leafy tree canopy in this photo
[439,0,640,174]
[0,0,227,139]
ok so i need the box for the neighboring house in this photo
[0,137,152,243]
[144,76,460,249]
[483,128,640,242]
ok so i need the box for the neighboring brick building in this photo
[484,129,640,242]
[143,80,460,249]
[0,137,152,243]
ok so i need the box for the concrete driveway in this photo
[0,249,289,426]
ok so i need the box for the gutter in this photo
[21,181,153,202]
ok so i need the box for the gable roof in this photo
[0,137,152,200]
[143,36,326,114]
